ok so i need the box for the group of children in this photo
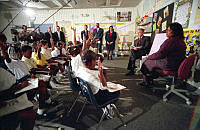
[0,26,121,129]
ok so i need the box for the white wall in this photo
[1,0,199,42]
[0,7,138,42]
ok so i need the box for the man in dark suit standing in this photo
[93,23,104,53]
[81,25,89,42]
[45,26,55,48]
[34,27,45,42]
[126,28,151,75]
[54,26,66,44]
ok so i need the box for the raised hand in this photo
[98,57,103,74]
[71,26,76,32]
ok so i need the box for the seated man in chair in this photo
[126,28,151,75]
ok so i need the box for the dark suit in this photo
[93,28,104,53]
[105,31,117,51]
[54,31,66,43]
[45,32,55,48]
[127,36,151,71]
[34,32,45,42]
[81,30,89,41]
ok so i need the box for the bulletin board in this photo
[56,21,72,43]
[117,12,132,22]
[73,22,128,41]
[151,3,174,41]
[194,0,200,25]
[184,29,200,56]
[73,23,116,33]
[33,24,54,33]
[174,0,193,28]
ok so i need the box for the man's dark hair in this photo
[138,28,145,32]
[22,25,27,29]
[0,33,7,42]
[57,26,60,28]
[21,45,32,53]
[169,22,184,39]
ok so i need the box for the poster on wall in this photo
[33,24,53,33]
[156,0,170,9]
[151,3,174,41]
[184,29,200,56]
[144,0,156,15]
[117,12,132,22]
[56,21,72,43]
[174,0,193,28]
[194,0,200,25]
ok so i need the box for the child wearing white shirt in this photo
[51,42,67,57]
[76,49,120,105]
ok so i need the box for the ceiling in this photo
[0,0,141,10]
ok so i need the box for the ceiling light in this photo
[25,8,35,16]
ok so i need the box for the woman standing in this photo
[105,26,117,60]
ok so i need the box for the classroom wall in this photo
[138,0,200,30]
[0,0,199,42]
[0,7,138,42]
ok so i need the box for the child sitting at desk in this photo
[32,41,48,66]
[41,39,54,60]
[0,42,52,116]
[51,41,67,58]
[76,49,121,118]
[0,66,36,130]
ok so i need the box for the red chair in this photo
[156,54,199,105]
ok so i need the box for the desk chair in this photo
[76,77,126,128]
[64,66,81,116]
[186,55,200,89]
[156,54,199,105]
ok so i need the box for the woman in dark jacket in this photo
[139,22,186,87]
[105,26,117,60]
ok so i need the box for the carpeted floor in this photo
[34,56,200,130]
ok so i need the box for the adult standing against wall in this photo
[45,26,55,48]
[105,26,117,60]
[93,23,104,53]
[34,27,45,42]
[19,25,32,43]
[54,26,66,44]
[81,25,89,42]
[126,28,151,75]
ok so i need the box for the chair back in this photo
[178,54,199,80]
[65,66,80,92]
[77,77,99,107]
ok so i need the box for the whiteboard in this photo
[149,33,168,55]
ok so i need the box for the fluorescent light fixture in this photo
[25,8,35,16]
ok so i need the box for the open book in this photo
[15,78,39,94]
[54,59,66,64]
[106,82,126,92]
